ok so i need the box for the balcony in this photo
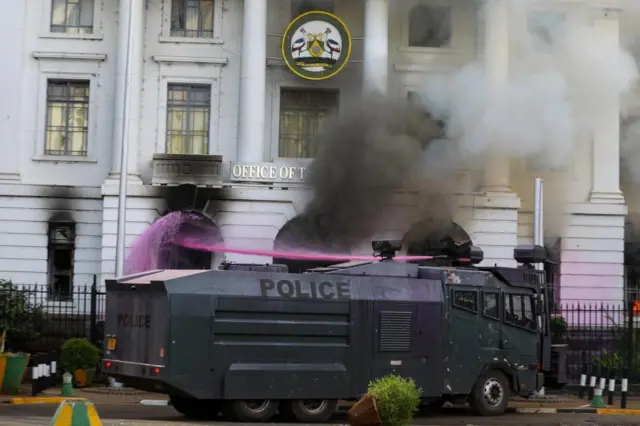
[151,153,223,187]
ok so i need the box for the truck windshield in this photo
[504,293,536,331]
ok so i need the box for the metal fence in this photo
[0,276,105,354]
[553,302,639,384]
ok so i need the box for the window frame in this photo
[290,0,335,18]
[451,289,479,314]
[400,86,471,193]
[40,0,103,40]
[160,0,224,44]
[33,58,104,163]
[154,58,225,155]
[482,291,500,320]
[47,222,76,302]
[399,0,472,54]
[277,87,340,159]
[44,79,91,157]
[165,83,213,155]
[503,292,537,332]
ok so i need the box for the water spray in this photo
[178,239,436,262]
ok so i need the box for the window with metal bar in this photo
[278,89,339,158]
[45,80,90,157]
[47,223,76,302]
[166,84,211,154]
[171,0,214,38]
[408,4,451,48]
[50,0,94,34]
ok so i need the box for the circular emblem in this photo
[281,11,352,81]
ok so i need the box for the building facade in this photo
[0,0,635,307]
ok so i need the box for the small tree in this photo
[367,375,422,426]
[60,338,101,372]
[0,280,45,351]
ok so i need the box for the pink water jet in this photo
[178,239,435,262]
[125,210,442,276]
[124,210,223,274]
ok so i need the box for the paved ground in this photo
[2,403,640,425]
[12,385,640,409]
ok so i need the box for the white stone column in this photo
[109,0,144,182]
[465,0,519,268]
[590,9,624,203]
[237,0,267,163]
[363,0,389,95]
[482,0,510,193]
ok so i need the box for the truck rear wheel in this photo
[468,370,510,416]
[221,399,278,422]
[280,399,338,423]
[170,396,220,420]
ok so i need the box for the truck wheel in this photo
[280,399,338,423]
[221,399,278,422]
[170,396,220,420]
[468,370,510,416]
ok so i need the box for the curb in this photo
[140,399,170,406]
[509,407,640,415]
[9,397,87,405]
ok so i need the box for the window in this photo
[483,292,499,319]
[166,84,211,155]
[50,0,94,34]
[291,0,334,18]
[47,223,76,301]
[452,289,478,312]
[278,89,339,158]
[45,80,90,157]
[504,293,536,330]
[408,5,451,48]
[171,0,214,38]
[528,11,566,47]
[407,91,445,135]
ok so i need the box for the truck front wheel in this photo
[170,396,220,420]
[280,399,338,423]
[222,399,279,422]
[468,370,510,416]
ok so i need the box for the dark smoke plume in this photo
[283,95,451,251]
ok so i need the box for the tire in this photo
[221,399,279,422]
[280,399,338,423]
[468,369,511,416]
[170,396,220,420]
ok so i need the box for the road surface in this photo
[1,404,640,425]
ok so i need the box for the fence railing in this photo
[0,276,105,354]
[553,302,640,384]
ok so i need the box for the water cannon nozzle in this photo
[372,240,402,260]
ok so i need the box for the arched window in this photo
[408,4,451,48]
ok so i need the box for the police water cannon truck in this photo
[103,241,567,423]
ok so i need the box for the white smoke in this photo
[416,0,639,173]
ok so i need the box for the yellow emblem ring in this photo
[281,11,352,81]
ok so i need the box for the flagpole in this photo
[115,0,136,277]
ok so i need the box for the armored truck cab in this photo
[103,244,563,422]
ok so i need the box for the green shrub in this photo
[550,316,567,342]
[0,280,46,351]
[60,338,101,372]
[367,375,422,426]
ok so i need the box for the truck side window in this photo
[452,290,478,313]
[482,292,499,319]
[504,293,536,331]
